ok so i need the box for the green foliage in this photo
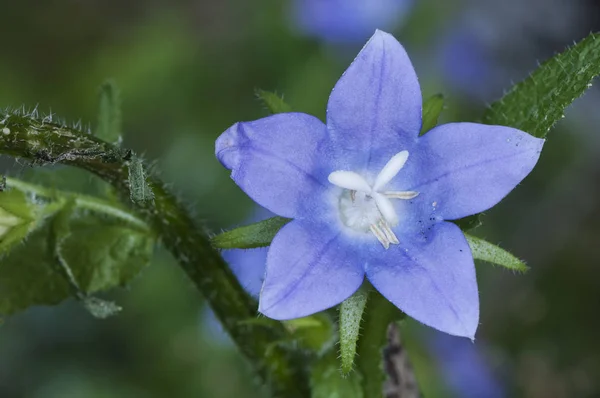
[0,179,155,317]
[256,89,293,114]
[484,32,600,138]
[311,349,363,398]
[465,233,528,272]
[0,189,37,256]
[128,156,155,203]
[420,93,444,135]
[339,288,369,375]
[97,79,123,144]
[212,216,291,249]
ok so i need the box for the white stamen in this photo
[373,151,409,191]
[370,223,390,249]
[384,191,419,199]
[329,151,418,249]
[373,192,398,226]
[328,171,372,193]
[380,221,399,245]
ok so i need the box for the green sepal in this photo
[420,93,444,135]
[255,89,293,114]
[484,32,600,138]
[311,348,364,398]
[339,287,369,375]
[212,216,291,249]
[128,156,154,204]
[465,233,528,272]
[96,79,122,144]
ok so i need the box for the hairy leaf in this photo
[484,32,600,138]
[212,216,291,249]
[339,288,369,375]
[255,89,293,114]
[420,94,444,135]
[465,233,528,272]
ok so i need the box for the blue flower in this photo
[215,31,544,338]
[428,332,505,398]
[291,0,413,44]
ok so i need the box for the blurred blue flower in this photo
[428,332,505,398]
[291,0,414,44]
[438,27,506,101]
[216,31,543,338]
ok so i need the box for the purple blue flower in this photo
[215,31,543,338]
[428,332,505,398]
[291,0,414,44]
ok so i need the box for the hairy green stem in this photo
[0,110,308,397]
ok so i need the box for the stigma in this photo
[328,151,418,249]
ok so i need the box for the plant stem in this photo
[0,110,309,397]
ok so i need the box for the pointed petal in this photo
[328,171,372,192]
[215,113,331,218]
[259,220,364,320]
[409,123,544,220]
[327,30,422,170]
[366,222,479,338]
[373,151,409,191]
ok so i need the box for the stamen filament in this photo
[384,191,419,199]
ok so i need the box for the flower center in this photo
[328,151,418,249]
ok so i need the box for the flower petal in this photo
[216,113,332,218]
[365,222,479,338]
[326,30,422,170]
[408,123,544,220]
[259,220,364,320]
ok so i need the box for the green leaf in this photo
[49,200,123,319]
[0,189,37,256]
[256,89,293,114]
[128,156,154,204]
[420,93,444,135]
[453,214,482,231]
[484,32,600,138]
[465,233,528,272]
[0,216,154,315]
[311,348,363,398]
[212,216,291,249]
[96,79,122,144]
[339,288,369,375]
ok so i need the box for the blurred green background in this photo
[1,0,600,397]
